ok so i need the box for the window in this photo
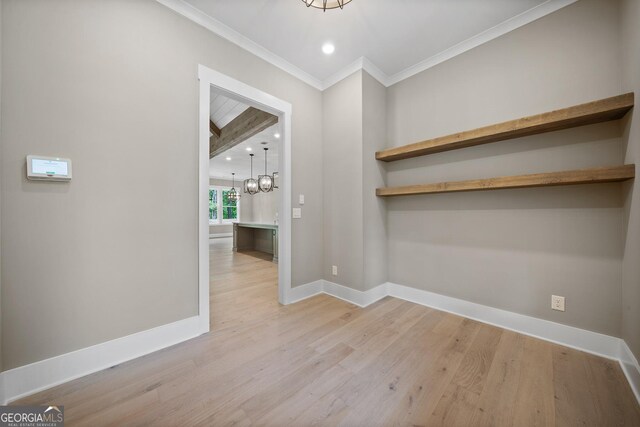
[221,190,238,221]
[209,188,217,222]
[209,186,239,224]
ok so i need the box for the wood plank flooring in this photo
[15,238,640,426]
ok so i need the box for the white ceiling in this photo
[176,0,573,88]
[210,91,249,128]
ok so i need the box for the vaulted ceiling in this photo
[163,0,576,89]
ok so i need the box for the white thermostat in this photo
[26,155,72,181]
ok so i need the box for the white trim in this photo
[157,0,576,90]
[156,0,322,90]
[619,341,640,403]
[0,316,201,405]
[385,282,620,360]
[209,233,232,239]
[321,58,367,91]
[322,280,388,308]
[278,94,293,305]
[288,280,324,304]
[198,67,212,334]
[291,279,640,404]
[0,372,5,406]
[198,64,293,309]
[360,57,390,88]
[287,280,388,308]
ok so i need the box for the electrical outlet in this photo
[292,208,302,219]
[551,295,565,312]
[332,265,338,276]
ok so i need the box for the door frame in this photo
[198,64,293,334]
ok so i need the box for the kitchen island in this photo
[233,222,278,263]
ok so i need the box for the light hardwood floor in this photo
[15,238,640,426]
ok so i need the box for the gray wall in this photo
[322,70,388,291]
[0,0,323,370]
[208,178,252,235]
[0,0,636,372]
[362,72,388,290]
[620,0,640,360]
[384,0,625,336]
[323,71,364,289]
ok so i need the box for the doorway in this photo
[197,65,292,334]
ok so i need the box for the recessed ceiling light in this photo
[322,43,335,55]
[226,157,231,161]
[274,133,281,139]
[246,147,252,152]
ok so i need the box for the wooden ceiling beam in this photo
[210,107,278,159]
[209,120,221,138]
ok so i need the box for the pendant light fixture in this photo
[258,147,274,193]
[243,154,259,195]
[228,172,239,201]
[301,0,352,11]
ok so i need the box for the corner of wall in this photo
[320,69,389,292]
[0,0,4,374]
[362,70,388,290]
[619,0,640,362]
[321,70,365,289]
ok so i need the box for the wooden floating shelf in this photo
[376,165,635,197]
[376,93,634,162]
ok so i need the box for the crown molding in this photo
[156,0,323,90]
[320,57,391,90]
[321,57,367,90]
[156,0,577,91]
[361,57,390,87]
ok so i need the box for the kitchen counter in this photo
[233,223,278,263]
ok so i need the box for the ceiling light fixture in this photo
[246,147,252,152]
[302,0,353,12]
[243,154,259,195]
[258,147,274,193]
[226,157,231,161]
[228,173,239,201]
[322,43,335,55]
[274,133,280,139]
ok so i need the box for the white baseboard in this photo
[292,279,640,403]
[287,280,387,307]
[386,282,621,360]
[322,281,387,308]
[619,340,640,403]
[0,316,202,405]
[0,371,5,406]
[209,233,232,239]
[288,280,324,303]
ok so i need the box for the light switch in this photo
[293,208,302,219]
[299,194,305,205]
